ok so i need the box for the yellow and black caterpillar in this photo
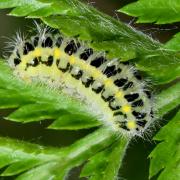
[8,26,153,136]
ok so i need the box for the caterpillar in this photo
[7,24,153,136]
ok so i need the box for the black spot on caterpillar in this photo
[14,58,21,66]
[8,25,153,136]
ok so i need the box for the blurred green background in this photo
[0,0,179,179]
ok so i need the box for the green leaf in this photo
[81,149,111,179]
[0,0,180,84]
[0,128,117,179]
[149,111,180,180]
[0,60,99,130]
[81,138,128,180]
[134,51,180,84]
[0,137,60,177]
[0,0,50,10]
[119,0,180,24]
[165,32,180,51]
[0,0,77,17]
[0,1,179,179]
[7,103,62,122]
[62,128,117,168]
[155,82,180,117]
[48,114,101,130]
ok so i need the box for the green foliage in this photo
[0,128,118,179]
[0,0,179,179]
[0,136,60,178]
[149,111,180,180]
[118,1,180,180]
[155,83,180,117]
[0,0,180,84]
[165,32,180,51]
[119,0,180,24]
